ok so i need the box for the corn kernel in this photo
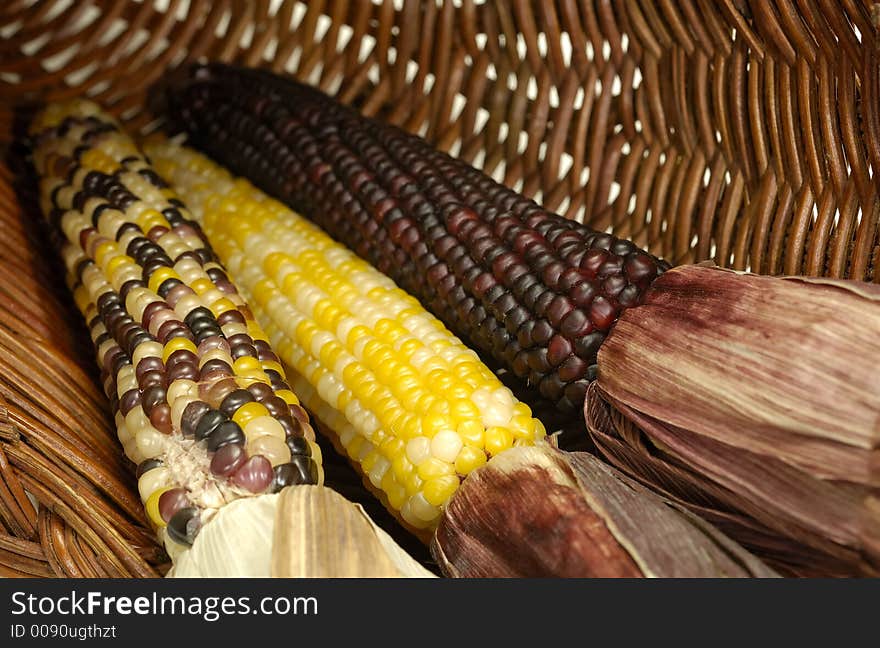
[416,457,455,480]
[484,426,514,456]
[423,475,460,506]
[232,401,270,427]
[454,445,487,475]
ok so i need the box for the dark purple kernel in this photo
[598,256,624,277]
[602,274,627,298]
[226,333,254,348]
[558,355,588,382]
[181,401,212,438]
[533,291,555,318]
[166,507,200,546]
[119,389,142,416]
[570,282,597,308]
[219,389,256,418]
[246,382,275,402]
[625,252,660,283]
[574,332,605,359]
[158,488,190,523]
[206,420,246,452]
[589,296,617,330]
[286,435,311,457]
[617,284,642,308]
[580,249,608,275]
[530,319,554,346]
[199,359,233,380]
[135,356,164,380]
[271,458,319,492]
[135,457,163,479]
[547,335,574,366]
[138,369,166,389]
[277,415,303,439]
[166,349,198,368]
[149,404,173,435]
[560,309,592,338]
[262,395,288,418]
[233,455,274,493]
[167,362,200,383]
[194,409,228,441]
[141,385,167,415]
[546,295,575,328]
[210,442,247,476]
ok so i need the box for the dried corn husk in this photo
[589,264,880,576]
[168,487,435,578]
[432,443,778,577]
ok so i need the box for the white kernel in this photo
[431,430,463,463]
[134,425,165,460]
[406,436,432,465]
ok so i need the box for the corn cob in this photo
[168,63,669,415]
[28,101,322,558]
[144,138,548,531]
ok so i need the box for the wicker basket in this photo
[0,0,877,577]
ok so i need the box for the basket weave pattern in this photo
[0,0,878,576]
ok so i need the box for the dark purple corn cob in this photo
[167,63,668,414]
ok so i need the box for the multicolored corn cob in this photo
[144,138,548,531]
[29,101,322,557]
[168,64,669,414]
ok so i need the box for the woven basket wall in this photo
[0,0,878,577]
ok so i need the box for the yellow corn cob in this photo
[30,101,322,558]
[146,138,547,530]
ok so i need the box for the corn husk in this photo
[589,264,880,576]
[431,443,778,577]
[168,486,435,578]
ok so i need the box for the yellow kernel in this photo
[512,401,533,418]
[147,267,181,294]
[161,337,197,363]
[448,398,481,422]
[93,241,117,266]
[416,457,455,480]
[210,297,238,318]
[261,360,285,376]
[381,473,407,510]
[380,437,406,460]
[454,445,487,475]
[346,324,371,348]
[236,371,271,387]
[361,450,380,474]
[232,356,262,375]
[391,455,412,482]
[403,472,424,496]
[509,414,537,439]
[319,341,345,368]
[426,399,451,417]
[104,254,134,275]
[423,412,456,438]
[144,486,172,528]
[189,278,214,294]
[346,435,365,460]
[484,426,514,456]
[232,401,270,427]
[264,252,291,277]
[275,389,300,407]
[533,419,547,440]
[423,475,460,506]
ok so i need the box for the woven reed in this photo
[0,0,878,576]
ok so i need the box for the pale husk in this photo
[590,264,880,576]
[167,487,435,578]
